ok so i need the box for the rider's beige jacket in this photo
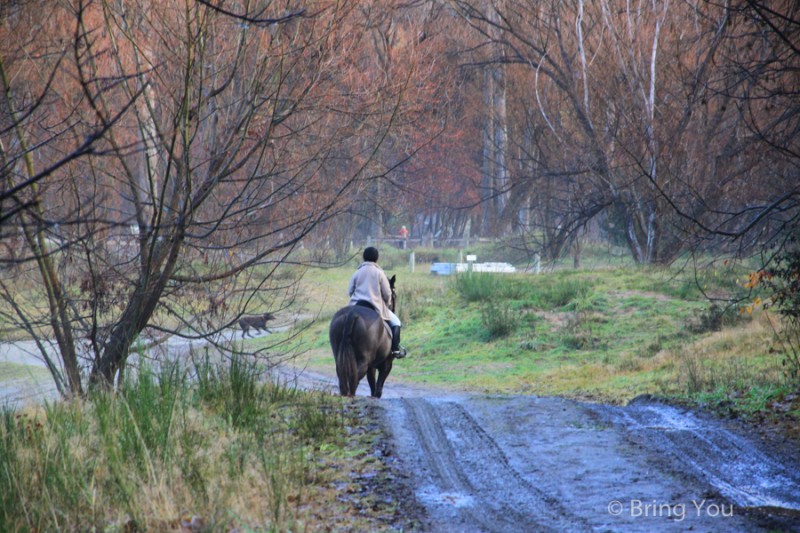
[348,261,392,322]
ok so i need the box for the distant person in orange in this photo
[399,225,409,248]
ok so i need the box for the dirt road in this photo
[382,394,800,532]
[4,341,800,532]
[277,365,800,531]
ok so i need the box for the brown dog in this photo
[238,312,276,337]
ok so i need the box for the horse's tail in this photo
[334,310,360,396]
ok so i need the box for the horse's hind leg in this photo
[374,360,394,399]
[367,367,377,397]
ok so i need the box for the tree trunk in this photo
[480,66,495,236]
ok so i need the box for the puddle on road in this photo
[416,485,475,509]
[627,404,701,431]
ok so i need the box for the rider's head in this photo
[363,246,379,263]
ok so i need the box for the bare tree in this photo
[683,0,800,247]
[447,0,773,264]
[1,0,417,396]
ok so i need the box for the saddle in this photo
[354,300,392,338]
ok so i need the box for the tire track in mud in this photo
[397,398,587,532]
[385,395,799,532]
[606,400,800,513]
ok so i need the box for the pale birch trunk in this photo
[479,3,510,237]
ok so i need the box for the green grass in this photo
[280,258,792,413]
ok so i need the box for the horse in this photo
[329,275,398,398]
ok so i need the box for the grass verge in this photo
[284,260,798,421]
[0,355,406,532]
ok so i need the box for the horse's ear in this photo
[389,274,396,286]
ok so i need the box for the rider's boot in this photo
[390,325,407,358]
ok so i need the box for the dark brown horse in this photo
[329,275,397,398]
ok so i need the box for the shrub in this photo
[453,272,500,302]
[761,240,800,384]
[533,277,592,310]
[480,300,520,339]
[688,303,749,334]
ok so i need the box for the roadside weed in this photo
[0,358,354,531]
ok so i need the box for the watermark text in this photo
[607,499,734,522]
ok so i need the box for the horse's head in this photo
[389,275,397,312]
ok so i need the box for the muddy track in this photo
[381,394,800,532]
[262,365,800,531]
[606,398,800,512]
[395,397,586,532]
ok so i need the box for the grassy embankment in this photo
[0,356,407,531]
[284,247,797,416]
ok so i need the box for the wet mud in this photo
[382,394,800,532]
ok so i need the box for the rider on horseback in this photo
[348,247,407,358]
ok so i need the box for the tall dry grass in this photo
[0,356,349,531]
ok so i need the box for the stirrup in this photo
[392,346,407,358]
